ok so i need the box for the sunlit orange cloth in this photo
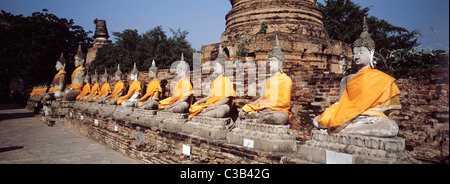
[242,72,293,121]
[318,67,402,129]
[67,66,85,92]
[83,83,100,101]
[107,81,126,101]
[137,79,162,106]
[189,76,236,120]
[76,83,91,101]
[30,89,37,97]
[93,83,112,100]
[117,81,142,105]
[48,70,66,92]
[159,77,193,110]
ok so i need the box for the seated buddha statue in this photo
[137,60,162,110]
[76,72,91,101]
[43,53,67,101]
[118,63,142,107]
[158,54,193,113]
[189,47,236,120]
[93,68,112,102]
[64,45,86,101]
[105,65,126,105]
[313,18,401,137]
[83,70,100,102]
[239,35,293,125]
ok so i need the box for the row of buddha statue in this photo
[30,18,402,138]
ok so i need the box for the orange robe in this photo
[189,75,236,120]
[242,72,293,121]
[107,81,126,101]
[137,79,162,106]
[117,80,142,105]
[83,83,100,101]
[76,83,91,101]
[67,66,85,92]
[93,83,112,100]
[318,67,401,129]
[48,70,66,93]
[159,77,193,110]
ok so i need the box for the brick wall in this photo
[117,66,448,163]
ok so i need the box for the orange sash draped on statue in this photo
[189,75,236,120]
[107,81,126,101]
[318,67,401,129]
[67,66,85,92]
[137,79,162,106]
[83,83,100,101]
[159,77,193,110]
[48,70,66,93]
[117,81,142,105]
[242,72,293,121]
[76,83,91,101]
[93,83,112,100]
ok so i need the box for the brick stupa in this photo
[201,0,352,73]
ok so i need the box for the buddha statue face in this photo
[149,70,156,79]
[353,46,374,68]
[55,61,65,71]
[269,57,281,74]
[74,56,84,67]
[115,74,122,81]
[176,62,189,78]
[213,62,224,75]
[130,73,138,81]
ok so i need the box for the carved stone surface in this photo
[227,119,297,152]
[297,130,420,164]
[112,106,134,122]
[97,104,117,117]
[157,111,189,132]
[130,108,159,128]
[183,116,231,140]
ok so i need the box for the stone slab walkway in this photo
[0,104,140,164]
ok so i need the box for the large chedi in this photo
[201,0,352,73]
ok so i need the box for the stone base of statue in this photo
[97,104,117,117]
[157,111,189,132]
[227,119,297,152]
[76,101,92,112]
[86,102,101,115]
[130,108,159,128]
[297,130,420,164]
[26,96,43,113]
[50,100,74,118]
[112,106,134,122]
[182,116,231,140]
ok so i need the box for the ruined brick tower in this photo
[201,0,352,73]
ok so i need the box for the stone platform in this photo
[227,119,297,152]
[297,130,420,164]
[182,116,231,140]
[130,108,159,128]
[157,111,189,132]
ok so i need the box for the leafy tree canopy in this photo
[0,9,92,97]
[89,26,195,75]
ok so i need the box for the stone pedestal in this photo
[50,101,74,118]
[227,119,297,152]
[157,111,189,132]
[297,130,420,164]
[182,116,231,140]
[112,106,134,122]
[87,103,101,115]
[130,108,159,128]
[97,104,117,117]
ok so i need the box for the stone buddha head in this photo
[102,68,109,83]
[130,62,139,81]
[84,71,91,84]
[92,70,99,83]
[115,64,123,81]
[55,53,66,71]
[74,45,85,68]
[268,35,285,74]
[214,46,226,76]
[353,17,376,69]
[176,53,190,78]
[149,60,158,79]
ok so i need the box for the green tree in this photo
[317,0,421,52]
[90,26,195,74]
[0,9,92,98]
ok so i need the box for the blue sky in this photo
[1,0,448,51]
